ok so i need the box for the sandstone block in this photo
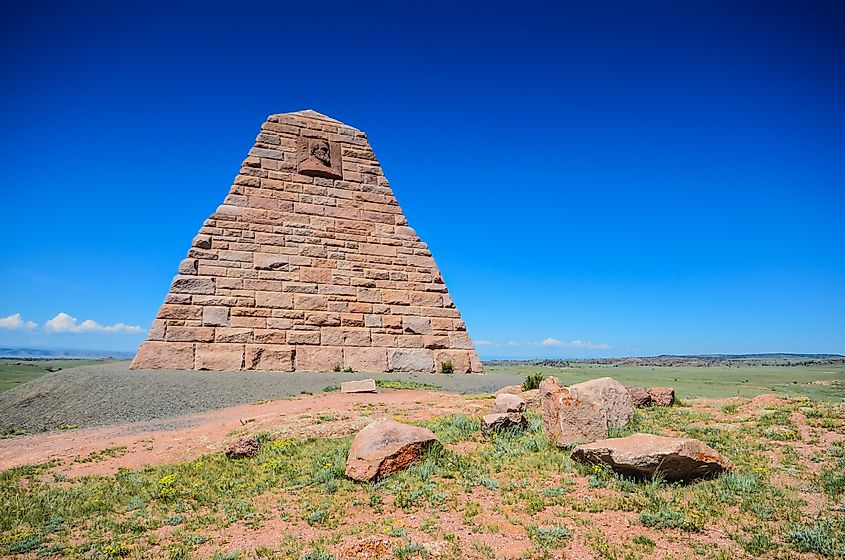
[147,320,166,341]
[131,341,194,370]
[388,348,435,372]
[255,292,293,309]
[165,326,215,342]
[253,329,287,344]
[296,346,343,372]
[170,275,215,295]
[434,350,471,373]
[215,327,253,343]
[341,379,377,393]
[202,306,229,327]
[286,330,321,345]
[195,343,244,371]
[179,258,198,274]
[403,316,432,334]
[321,327,371,347]
[344,347,388,372]
[254,253,288,270]
[245,344,294,371]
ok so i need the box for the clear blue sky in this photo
[1,0,843,358]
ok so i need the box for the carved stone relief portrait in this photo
[297,136,343,179]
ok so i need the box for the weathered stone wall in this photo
[131,110,483,373]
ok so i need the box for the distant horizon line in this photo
[1,346,843,361]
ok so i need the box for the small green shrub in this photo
[640,508,703,532]
[523,372,545,391]
[527,525,572,549]
[300,552,334,560]
[721,402,740,414]
[788,519,842,558]
[440,360,454,374]
[331,363,341,372]
[633,534,655,549]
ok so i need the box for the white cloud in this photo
[570,339,610,350]
[506,340,520,347]
[44,312,143,334]
[475,339,492,346]
[0,313,38,331]
[541,337,563,347]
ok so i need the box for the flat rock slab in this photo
[345,419,437,481]
[341,379,377,393]
[571,433,733,482]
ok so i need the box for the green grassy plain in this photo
[0,359,115,394]
[2,399,843,559]
[488,363,845,401]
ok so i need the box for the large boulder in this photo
[571,433,733,482]
[492,393,526,413]
[481,412,528,434]
[345,420,437,481]
[540,377,610,446]
[569,377,634,429]
[521,389,541,410]
[647,387,675,407]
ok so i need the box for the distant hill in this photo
[0,347,135,360]
[484,353,845,367]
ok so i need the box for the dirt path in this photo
[0,389,488,477]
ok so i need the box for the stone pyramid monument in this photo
[132,110,482,373]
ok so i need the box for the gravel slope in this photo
[0,363,518,433]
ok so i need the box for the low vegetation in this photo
[2,395,843,559]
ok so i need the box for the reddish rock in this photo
[647,387,675,407]
[226,436,260,458]
[481,412,528,434]
[540,377,609,446]
[626,386,652,407]
[345,420,437,481]
[569,377,634,429]
[571,433,732,481]
[494,385,540,410]
[494,384,523,396]
[492,393,526,413]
